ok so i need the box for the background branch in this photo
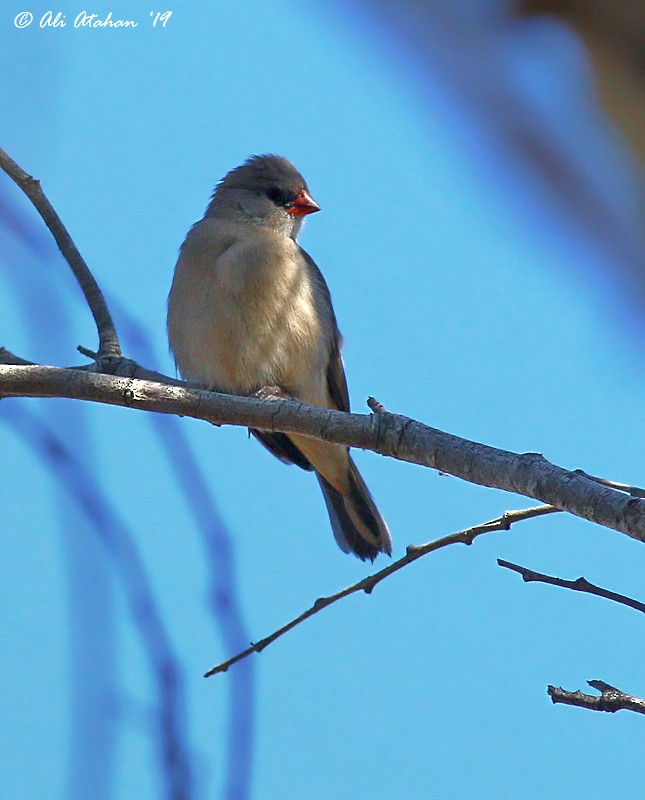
[548,681,645,715]
[497,559,645,615]
[205,504,558,676]
[0,146,121,359]
[1,402,193,795]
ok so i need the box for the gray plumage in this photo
[167,154,391,560]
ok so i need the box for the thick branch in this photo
[498,559,645,615]
[0,146,121,358]
[205,504,558,676]
[548,681,645,715]
[2,360,645,543]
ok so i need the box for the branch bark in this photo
[2,358,645,544]
[548,680,645,715]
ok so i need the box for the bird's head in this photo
[207,154,320,239]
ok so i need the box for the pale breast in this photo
[168,220,332,403]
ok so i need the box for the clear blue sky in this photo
[2,2,645,799]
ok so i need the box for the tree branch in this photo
[497,559,645,615]
[204,504,558,676]
[548,681,645,715]
[0,146,121,359]
[573,469,645,499]
[499,560,645,716]
[2,358,645,543]
[3,142,645,546]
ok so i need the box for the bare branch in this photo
[500,561,645,716]
[0,348,34,366]
[204,504,558,676]
[367,396,388,414]
[0,146,121,359]
[573,469,645,499]
[497,559,645,616]
[548,681,645,715]
[3,360,645,543]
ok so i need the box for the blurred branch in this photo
[205,504,558,676]
[548,680,645,715]
[2,171,254,799]
[1,403,193,796]
[519,0,645,164]
[498,558,645,614]
[0,146,121,358]
[110,311,255,800]
[352,1,644,291]
[3,356,645,544]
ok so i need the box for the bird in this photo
[167,154,392,561]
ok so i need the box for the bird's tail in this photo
[316,457,392,562]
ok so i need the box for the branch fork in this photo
[3,146,645,708]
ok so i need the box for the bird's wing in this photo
[299,247,350,413]
[325,329,350,413]
[251,247,350,470]
[251,429,314,470]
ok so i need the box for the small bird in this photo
[167,155,392,560]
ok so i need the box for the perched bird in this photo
[167,155,392,560]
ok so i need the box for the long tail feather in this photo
[316,458,391,561]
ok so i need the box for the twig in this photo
[497,559,645,615]
[548,681,645,715]
[0,347,190,385]
[204,504,558,676]
[499,561,645,716]
[0,347,33,366]
[367,396,388,414]
[574,469,645,499]
[0,146,121,359]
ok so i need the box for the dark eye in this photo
[265,186,294,207]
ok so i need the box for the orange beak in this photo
[287,188,320,216]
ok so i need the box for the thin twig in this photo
[0,347,33,366]
[548,681,645,715]
[497,559,645,615]
[500,560,645,717]
[367,396,388,414]
[574,469,645,499]
[0,347,191,385]
[204,504,558,676]
[0,146,121,359]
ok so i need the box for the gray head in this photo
[205,154,320,239]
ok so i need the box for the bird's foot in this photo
[252,385,293,402]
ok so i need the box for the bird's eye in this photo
[265,186,292,207]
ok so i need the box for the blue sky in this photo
[2,2,645,799]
